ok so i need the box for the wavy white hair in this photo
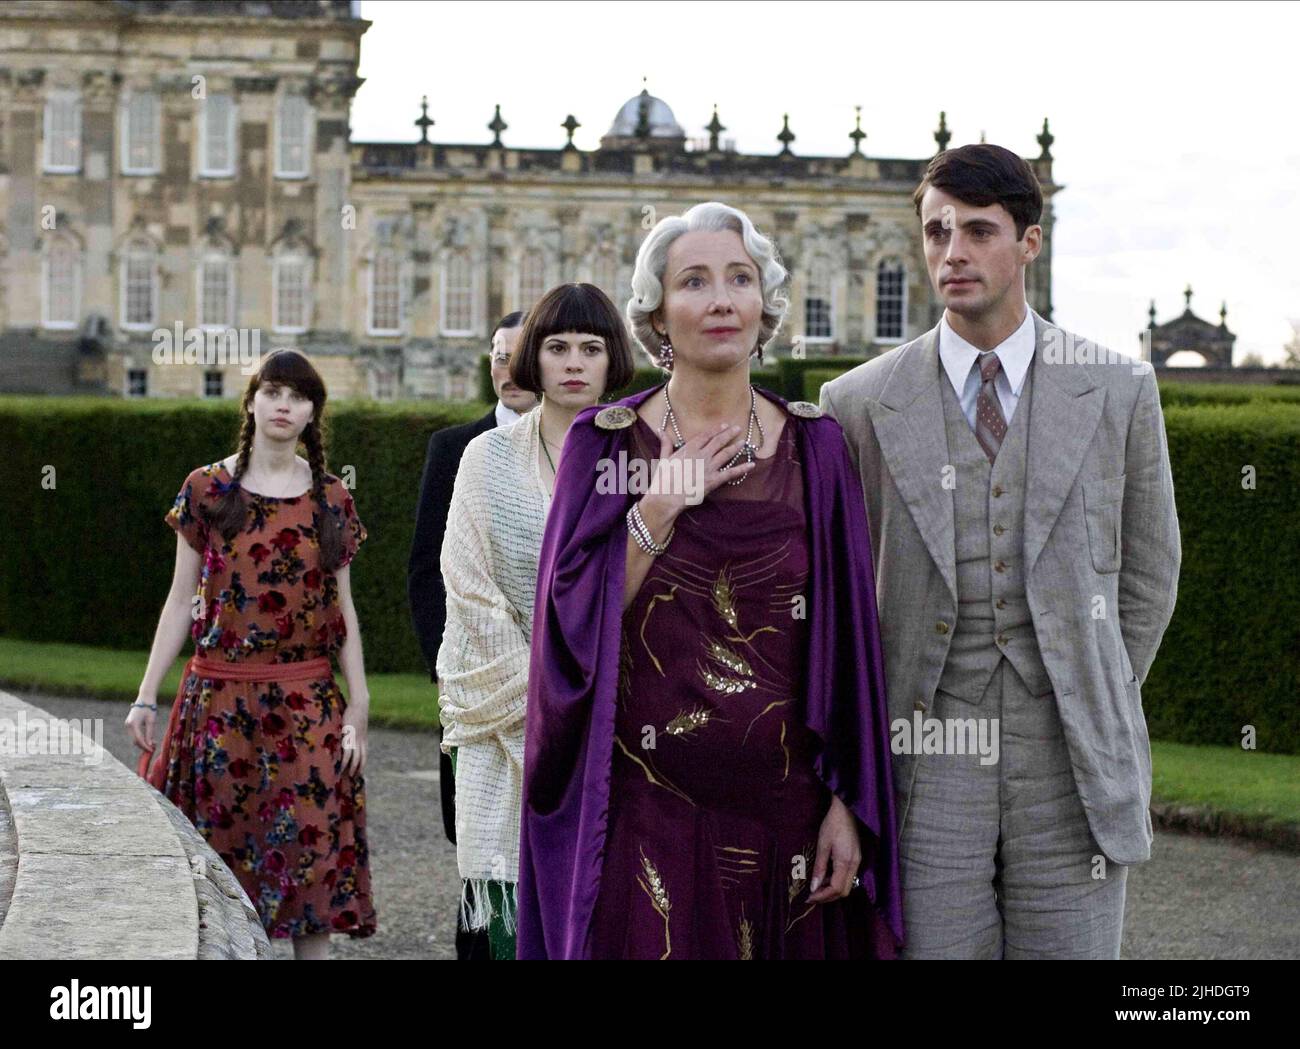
[626,201,789,368]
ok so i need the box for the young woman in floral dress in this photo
[127,349,376,959]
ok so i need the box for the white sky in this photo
[354,0,1299,365]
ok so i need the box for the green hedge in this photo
[803,368,853,402]
[477,353,782,403]
[0,396,483,679]
[1,395,1297,753]
[1143,403,1300,755]
[1153,381,1300,407]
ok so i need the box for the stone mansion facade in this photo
[0,0,1059,399]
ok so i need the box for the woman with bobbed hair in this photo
[436,282,633,960]
[517,201,905,959]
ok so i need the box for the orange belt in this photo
[137,654,333,785]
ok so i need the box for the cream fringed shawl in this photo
[436,406,550,934]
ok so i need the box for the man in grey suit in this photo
[821,144,1181,959]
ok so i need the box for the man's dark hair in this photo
[509,283,635,395]
[490,310,526,347]
[912,144,1043,241]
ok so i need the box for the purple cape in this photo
[517,384,904,959]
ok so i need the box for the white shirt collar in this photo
[494,399,523,427]
[938,307,1036,396]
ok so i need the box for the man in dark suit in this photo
[408,310,537,959]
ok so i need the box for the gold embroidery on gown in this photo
[637,846,672,960]
[613,735,694,806]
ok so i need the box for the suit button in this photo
[996,633,1009,646]
[935,621,949,635]
[995,598,1007,610]
[992,485,1004,498]
[994,560,1007,573]
[993,524,1006,536]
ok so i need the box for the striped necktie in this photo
[974,351,1007,462]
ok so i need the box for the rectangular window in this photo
[199,93,236,177]
[371,368,397,401]
[198,257,234,329]
[42,244,79,329]
[273,257,309,332]
[876,266,906,341]
[43,92,81,172]
[122,92,161,174]
[805,295,833,341]
[203,370,224,398]
[276,95,311,178]
[368,252,403,334]
[442,253,474,335]
[122,252,157,329]
[127,369,148,397]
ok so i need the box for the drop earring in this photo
[657,332,674,371]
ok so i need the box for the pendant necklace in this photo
[661,384,764,486]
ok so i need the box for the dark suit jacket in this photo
[408,406,497,844]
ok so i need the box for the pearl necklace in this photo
[661,384,765,486]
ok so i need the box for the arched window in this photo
[442,249,475,335]
[273,250,311,333]
[875,257,907,342]
[42,234,80,330]
[368,247,403,335]
[120,238,158,330]
[804,261,833,342]
[197,246,235,329]
[519,248,546,310]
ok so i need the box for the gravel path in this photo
[10,690,1300,960]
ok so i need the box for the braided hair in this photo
[204,350,346,571]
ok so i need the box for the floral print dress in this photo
[158,461,377,939]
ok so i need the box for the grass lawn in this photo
[1150,741,1300,826]
[2,638,1298,831]
[0,637,437,732]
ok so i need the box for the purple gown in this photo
[589,415,870,958]
[517,385,904,960]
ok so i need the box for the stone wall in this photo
[0,688,268,959]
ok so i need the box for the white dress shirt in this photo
[938,307,1036,430]
[494,399,524,427]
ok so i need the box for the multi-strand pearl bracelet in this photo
[626,502,674,557]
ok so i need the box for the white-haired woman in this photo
[517,202,905,959]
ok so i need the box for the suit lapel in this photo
[871,309,1109,600]
[1023,309,1106,577]
[870,325,958,604]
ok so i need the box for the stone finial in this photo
[777,113,795,156]
[488,103,507,147]
[849,105,866,155]
[1184,284,1193,312]
[934,110,951,153]
[706,104,725,152]
[1220,301,1228,327]
[561,114,580,150]
[1148,299,1157,328]
[415,95,434,144]
[1037,117,1054,160]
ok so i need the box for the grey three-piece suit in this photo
[822,308,1181,958]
